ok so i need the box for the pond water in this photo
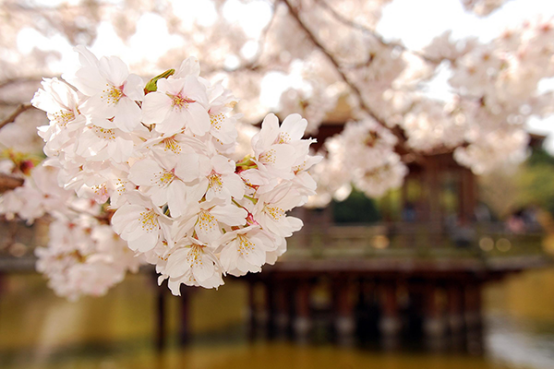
[1,268,554,368]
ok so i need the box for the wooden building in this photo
[239,121,551,349]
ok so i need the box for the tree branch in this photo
[0,173,24,193]
[0,77,45,90]
[315,0,445,65]
[0,103,34,130]
[281,0,389,128]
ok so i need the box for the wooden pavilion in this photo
[238,117,551,349]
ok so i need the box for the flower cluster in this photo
[0,164,141,300]
[28,47,318,295]
[308,118,406,207]
[35,212,142,301]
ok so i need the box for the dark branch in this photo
[0,103,34,130]
[0,77,45,90]
[0,173,24,193]
[316,0,445,65]
[281,0,389,128]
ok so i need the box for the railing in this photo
[286,222,547,261]
[0,219,549,270]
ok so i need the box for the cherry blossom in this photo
[142,75,210,136]
[111,194,172,253]
[5,47,318,297]
[63,46,144,133]
[178,200,248,243]
[252,184,304,238]
[218,225,276,276]
[128,155,197,217]
[160,237,223,294]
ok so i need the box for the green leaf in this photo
[144,68,175,94]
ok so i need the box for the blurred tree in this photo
[516,149,554,217]
[332,189,381,224]
[480,145,554,219]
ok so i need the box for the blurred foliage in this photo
[516,157,554,216]
[480,146,554,218]
[332,188,381,224]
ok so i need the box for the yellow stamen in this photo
[52,110,75,126]
[101,84,123,105]
[208,172,223,192]
[197,211,216,232]
[169,93,195,110]
[265,205,285,221]
[154,170,175,186]
[237,235,255,256]
[259,149,276,164]
[210,113,225,130]
[277,132,291,144]
[162,137,182,154]
[93,126,116,140]
[139,210,158,232]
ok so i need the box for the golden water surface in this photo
[0,268,553,368]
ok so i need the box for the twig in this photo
[281,0,389,128]
[67,204,112,224]
[0,103,34,130]
[0,76,45,90]
[281,0,422,157]
[316,0,445,65]
[0,173,24,193]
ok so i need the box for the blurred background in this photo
[2,0,554,368]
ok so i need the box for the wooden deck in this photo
[241,224,552,347]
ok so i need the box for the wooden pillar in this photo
[274,280,290,338]
[334,277,355,345]
[247,280,256,340]
[154,278,166,352]
[406,284,425,334]
[423,283,445,339]
[358,279,380,340]
[464,281,483,330]
[293,279,311,341]
[379,281,400,348]
[464,280,484,354]
[178,288,191,345]
[0,273,3,330]
[264,280,276,336]
[0,272,4,294]
[446,283,464,334]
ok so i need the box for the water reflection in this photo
[0,270,553,368]
[486,315,554,368]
